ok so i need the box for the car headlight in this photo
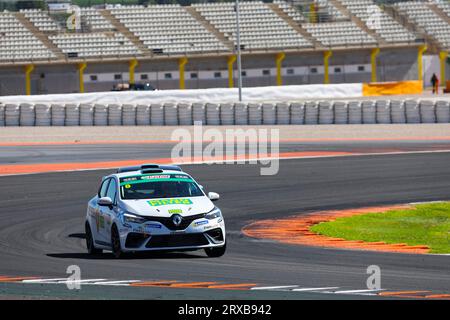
[205,207,222,220]
[123,212,146,224]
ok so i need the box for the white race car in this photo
[85,164,226,258]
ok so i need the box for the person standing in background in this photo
[431,73,439,94]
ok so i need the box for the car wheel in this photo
[85,223,102,255]
[111,225,123,259]
[204,242,226,258]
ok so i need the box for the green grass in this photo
[310,202,450,254]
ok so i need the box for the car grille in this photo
[143,213,205,231]
[146,233,209,248]
[125,232,150,248]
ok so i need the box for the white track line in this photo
[291,287,340,292]
[22,278,68,283]
[333,289,385,294]
[92,280,141,285]
[250,285,300,291]
[55,279,107,284]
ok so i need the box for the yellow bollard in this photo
[275,52,286,86]
[417,45,427,82]
[77,62,87,93]
[24,64,35,95]
[178,57,188,90]
[227,55,237,88]
[370,48,380,83]
[439,51,448,86]
[323,50,333,84]
[129,58,139,85]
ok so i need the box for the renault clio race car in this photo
[85,164,226,258]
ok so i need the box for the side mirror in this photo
[98,197,113,207]
[199,185,204,190]
[208,192,220,202]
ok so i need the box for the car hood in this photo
[120,196,214,217]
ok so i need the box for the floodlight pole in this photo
[235,0,243,102]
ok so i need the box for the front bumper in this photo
[118,217,225,252]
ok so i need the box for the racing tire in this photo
[204,242,226,258]
[85,223,102,255]
[111,224,124,259]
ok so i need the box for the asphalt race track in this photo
[1,142,450,299]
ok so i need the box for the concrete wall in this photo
[0,47,420,96]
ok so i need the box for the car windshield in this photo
[119,173,204,200]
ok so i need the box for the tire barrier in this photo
[35,104,51,126]
[178,103,193,125]
[319,101,333,125]
[304,101,319,125]
[220,103,234,125]
[234,102,248,125]
[94,104,108,126]
[206,103,220,126]
[248,103,262,125]
[390,100,406,124]
[276,103,290,125]
[20,103,35,126]
[51,104,65,126]
[79,103,94,126]
[0,104,4,127]
[348,101,362,124]
[290,102,305,125]
[136,104,150,126]
[0,100,450,126]
[108,104,122,126]
[122,104,136,126]
[334,101,348,125]
[150,103,164,126]
[362,101,376,124]
[192,102,206,124]
[405,100,420,124]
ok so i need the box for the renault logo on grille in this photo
[172,214,183,226]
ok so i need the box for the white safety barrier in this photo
[0,83,363,106]
[0,99,449,126]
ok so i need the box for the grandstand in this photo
[0,0,448,95]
